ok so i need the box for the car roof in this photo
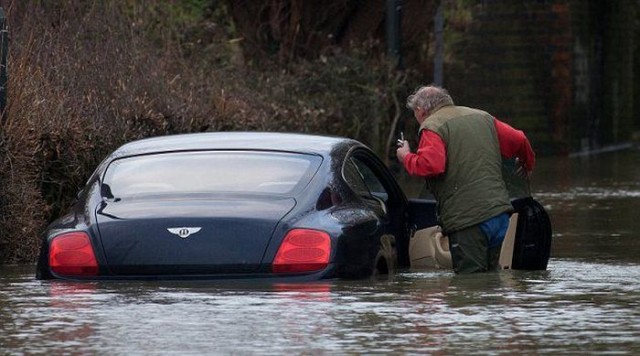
[112,132,363,157]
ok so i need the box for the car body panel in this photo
[95,197,297,275]
[36,132,440,281]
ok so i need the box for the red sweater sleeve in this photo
[402,130,446,177]
[494,118,536,172]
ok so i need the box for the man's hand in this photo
[515,158,531,180]
[396,141,410,163]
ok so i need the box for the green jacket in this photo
[419,104,512,233]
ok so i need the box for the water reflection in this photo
[1,260,639,354]
[532,150,640,264]
[1,149,639,354]
[49,281,98,308]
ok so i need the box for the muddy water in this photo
[1,148,639,354]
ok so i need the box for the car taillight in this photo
[49,232,99,277]
[272,229,331,273]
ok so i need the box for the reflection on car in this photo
[36,132,441,281]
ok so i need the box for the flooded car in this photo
[36,132,551,281]
[36,132,439,281]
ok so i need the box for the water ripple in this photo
[2,259,638,354]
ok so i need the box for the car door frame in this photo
[344,148,413,267]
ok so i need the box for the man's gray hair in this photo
[406,85,454,113]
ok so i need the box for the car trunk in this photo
[94,197,296,275]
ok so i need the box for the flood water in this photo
[1,148,639,354]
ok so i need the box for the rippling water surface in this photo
[1,148,639,354]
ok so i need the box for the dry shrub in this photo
[0,1,415,262]
[267,44,412,153]
[0,1,239,262]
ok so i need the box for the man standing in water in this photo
[396,85,535,273]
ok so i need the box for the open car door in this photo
[406,198,452,269]
[406,196,552,271]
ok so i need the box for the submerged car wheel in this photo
[374,251,390,275]
[373,234,397,276]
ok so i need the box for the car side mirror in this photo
[101,184,112,198]
[100,183,119,202]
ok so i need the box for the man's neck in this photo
[427,102,453,118]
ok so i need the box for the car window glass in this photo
[352,159,387,200]
[343,158,372,198]
[343,155,390,217]
[350,156,389,202]
[103,151,322,197]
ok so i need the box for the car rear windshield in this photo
[102,151,322,198]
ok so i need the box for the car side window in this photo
[343,158,372,198]
[351,157,388,202]
[343,153,390,217]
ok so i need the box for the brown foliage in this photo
[0,0,418,263]
[226,0,436,72]
[0,1,233,262]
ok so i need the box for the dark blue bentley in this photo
[36,132,443,281]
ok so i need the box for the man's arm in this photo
[494,118,536,174]
[397,130,446,177]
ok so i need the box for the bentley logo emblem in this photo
[167,227,202,239]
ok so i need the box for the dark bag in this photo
[511,196,552,270]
